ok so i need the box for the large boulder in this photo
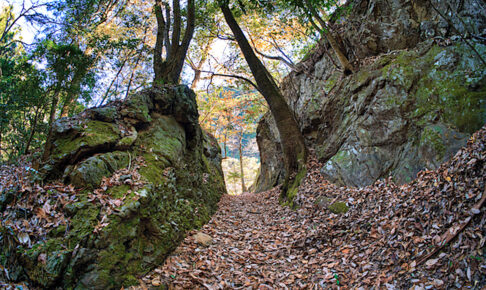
[1,85,226,288]
[255,0,486,190]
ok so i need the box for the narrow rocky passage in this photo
[134,127,486,289]
[137,188,322,288]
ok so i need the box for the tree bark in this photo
[42,88,61,161]
[153,0,195,85]
[304,0,354,74]
[189,40,213,89]
[24,106,41,154]
[238,133,247,193]
[220,3,307,197]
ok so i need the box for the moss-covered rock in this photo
[255,0,486,190]
[4,85,226,289]
[328,202,349,214]
[257,40,486,189]
[67,151,131,188]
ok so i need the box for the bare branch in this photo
[200,70,260,92]
[269,34,295,65]
[249,36,295,69]
[430,1,486,66]
[0,2,49,43]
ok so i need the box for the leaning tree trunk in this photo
[305,0,354,74]
[220,3,307,199]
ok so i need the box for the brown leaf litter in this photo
[134,126,486,289]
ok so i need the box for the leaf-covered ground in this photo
[1,126,485,289]
[135,126,486,289]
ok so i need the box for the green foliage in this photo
[33,40,96,102]
[0,7,48,160]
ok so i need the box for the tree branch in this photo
[430,0,486,66]
[179,0,195,53]
[416,187,486,266]
[163,2,171,57]
[201,70,260,92]
[170,0,181,56]
[249,36,295,69]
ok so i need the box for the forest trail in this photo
[134,126,486,289]
[136,188,335,289]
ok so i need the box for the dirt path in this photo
[137,188,328,289]
[135,127,486,289]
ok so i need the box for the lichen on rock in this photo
[2,85,226,289]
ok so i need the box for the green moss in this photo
[382,52,419,91]
[49,225,67,238]
[67,202,100,245]
[135,116,185,166]
[420,126,446,159]
[117,135,136,147]
[138,154,169,185]
[92,106,117,122]
[84,148,224,288]
[328,201,349,214]
[324,72,341,94]
[414,44,485,133]
[107,184,131,199]
[331,150,352,166]
[122,92,153,123]
[282,167,307,207]
[21,87,226,289]
[52,120,120,159]
[20,238,70,287]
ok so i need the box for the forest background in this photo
[0,0,329,193]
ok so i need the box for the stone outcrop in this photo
[255,0,486,190]
[2,85,226,288]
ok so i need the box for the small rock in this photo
[315,196,331,209]
[119,174,132,182]
[328,201,349,214]
[194,232,213,247]
[151,276,161,286]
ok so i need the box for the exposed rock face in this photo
[255,0,486,190]
[3,86,226,288]
[253,112,285,193]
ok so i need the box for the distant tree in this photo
[37,41,95,161]
[0,5,47,160]
[219,0,308,199]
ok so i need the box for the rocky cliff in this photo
[254,0,486,191]
[0,85,226,288]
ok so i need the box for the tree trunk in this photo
[304,0,354,74]
[190,40,212,89]
[60,97,75,118]
[223,130,227,159]
[0,129,3,160]
[220,3,307,198]
[24,106,41,154]
[191,69,202,89]
[322,29,354,74]
[238,133,247,193]
[42,88,61,161]
[153,0,195,85]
